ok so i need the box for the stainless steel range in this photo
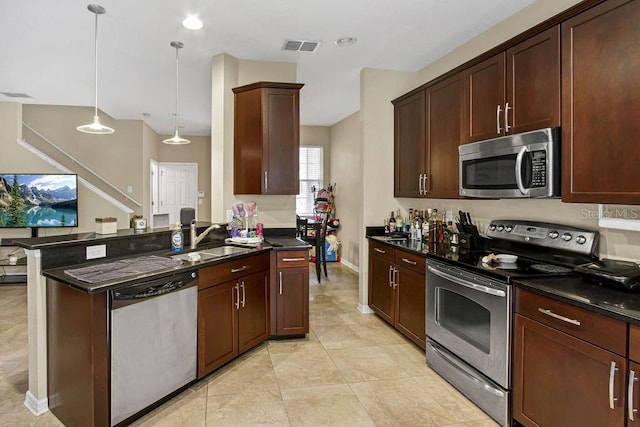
[426,219,599,426]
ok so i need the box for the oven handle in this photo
[427,265,506,298]
[514,146,528,195]
[427,341,505,398]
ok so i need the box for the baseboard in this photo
[340,259,359,273]
[24,390,48,416]
[357,303,375,314]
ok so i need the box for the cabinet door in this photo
[506,25,560,135]
[263,87,300,195]
[629,361,640,427]
[395,266,426,349]
[561,0,640,204]
[368,254,395,324]
[465,53,505,143]
[238,270,270,353]
[198,281,238,378]
[513,314,626,427]
[276,267,309,336]
[426,73,464,199]
[394,90,426,197]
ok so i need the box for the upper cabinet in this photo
[561,0,640,204]
[233,82,304,195]
[465,26,561,143]
[393,73,463,199]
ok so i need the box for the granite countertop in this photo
[366,233,640,325]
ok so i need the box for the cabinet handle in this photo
[234,283,240,310]
[231,265,248,273]
[393,267,398,289]
[241,281,246,308]
[496,104,502,134]
[374,248,386,254]
[537,308,581,326]
[418,174,423,195]
[401,257,417,266]
[388,265,394,288]
[610,361,619,409]
[423,174,428,195]
[279,271,283,295]
[264,171,268,191]
[282,257,306,262]
[629,370,638,421]
[504,102,511,133]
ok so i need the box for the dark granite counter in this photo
[366,233,640,325]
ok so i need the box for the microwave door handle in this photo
[514,147,528,195]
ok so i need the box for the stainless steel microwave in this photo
[459,127,560,198]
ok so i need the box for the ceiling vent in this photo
[1,92,32,98]
[282,40,321,53]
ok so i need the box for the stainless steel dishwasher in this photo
[110,270,198,426]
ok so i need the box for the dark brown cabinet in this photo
[233,81,304,195]
[198,253,270,377]
[561,0,640,204]
[393,73,463,199]
[270,250,309,337]
[465,26,560,143]
[513,288,627,427]
[368,240,426,349]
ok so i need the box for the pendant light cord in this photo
[173,44,179,133]
[93,8,99,118]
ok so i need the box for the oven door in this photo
[426,259,511,388]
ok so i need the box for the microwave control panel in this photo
[530,151,547,187]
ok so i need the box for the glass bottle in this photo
[389,211,396,233]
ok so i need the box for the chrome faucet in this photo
[190,219,224,249]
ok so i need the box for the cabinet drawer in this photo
[369,240,395,263]
[630,324,640,363]
[276,250,309,268]
[516,289,627,356]
[395,249,425,275]
[199,252,269,290]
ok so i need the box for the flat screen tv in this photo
[0,174,78,232]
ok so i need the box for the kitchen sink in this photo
[170,246,252,262]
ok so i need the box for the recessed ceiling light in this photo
[182,16,203,30]
[335,37,357,47]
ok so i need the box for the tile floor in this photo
[0,262,498,426]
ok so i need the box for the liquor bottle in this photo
[384,218,389,235]
[395,209,403,231]
[389,211,397,233]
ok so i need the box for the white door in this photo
[150,159,159,215]
[158,163,198,225]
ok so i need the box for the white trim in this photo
[598,204,640,232]
[357,303,375,314]
[17,139,133,214]
[340,259,359,273]
[24,390,48,416]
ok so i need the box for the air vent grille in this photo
[1,92,32,98]
[282,40,321,53]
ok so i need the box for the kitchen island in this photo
[12,225,310,426]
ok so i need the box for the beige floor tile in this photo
[0,369,29,415]
[205,390,289,426]
[379,343,432,377]
[281,384,375,426]
[328,345,411,383]
[267,333,326,355]
[270,348,344,390]
[312,323,378,350]
[32,410,66,426]
[349,377,456,426]
[414,375,489,424]
[206,352,279,396]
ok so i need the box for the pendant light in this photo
[77,4,114,135]
[163,41,190,145]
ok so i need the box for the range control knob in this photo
[549,231,559,239]
[505,226,513,232]
[497,225,505,232]
[488,224,496,231]
[562,233,572,242]
[576,235,587,245]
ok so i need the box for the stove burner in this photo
[530,264,572,274]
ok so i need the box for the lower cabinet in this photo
[198,253,270,378]
[368,240,426,349]
[270,250,310,336]
[513,288,628,427]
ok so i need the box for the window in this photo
[297,146,323,215]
